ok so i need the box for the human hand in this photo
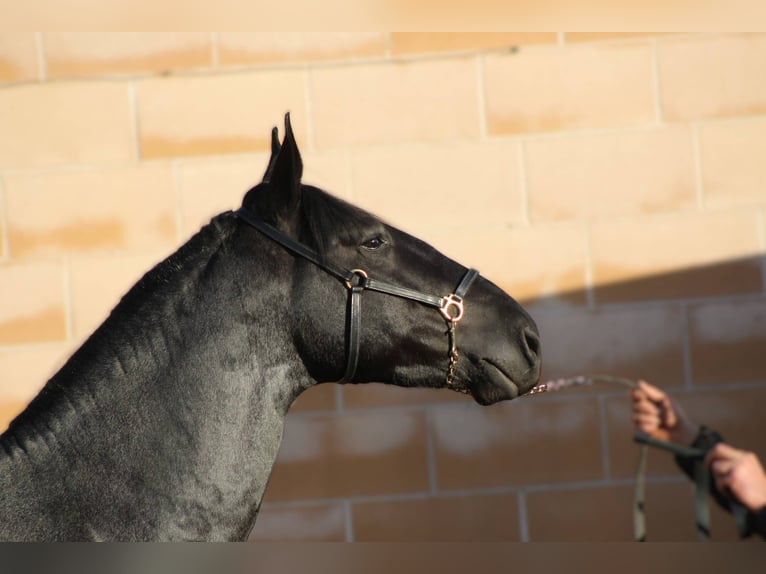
[630,380,699,445]
[706,443,766,513]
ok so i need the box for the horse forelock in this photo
[299,185,383,258]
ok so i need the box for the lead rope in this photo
[526,375,712,542]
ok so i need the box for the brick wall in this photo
[1,32,765,541]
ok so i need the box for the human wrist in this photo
[671,422,700,446]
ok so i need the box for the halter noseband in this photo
[235,207,480,389]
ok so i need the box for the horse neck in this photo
[0,215,312,540]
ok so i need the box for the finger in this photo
[709,458,734,477]
[632,398,661,414]
[713,474,731,497]
[632,413,661,432]
[705,443,746,470]
[637,380,668,403]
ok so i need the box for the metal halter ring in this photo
[344,269,369,290]
[439,294,465,323]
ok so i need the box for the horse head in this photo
[242,114,541,405]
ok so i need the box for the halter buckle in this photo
[344,269,369,290]
[439,294,465,323]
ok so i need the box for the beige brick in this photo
[219,33,386,67]
[44,33,212,78]
[289,384,337,413]
[659,34,766,121]
[5,164,177,258]
[0,184,6,259]
[0,262,67,345]
[534,305,686,389]
[664,387,766,457]
[0,33,38,83]
[0,345,72,430]
[525,482,738,541]
[605,393,690,481]
[311,58,481,149]
[526,127,697,222]
[565,33,668,43]
[69,252,167,341]
[352,493,521,541]
[484,43,655,135]
[265,410,429,501]
[249,502,346,541]
[590,212,763,303]
[0,82,134,169]
[351,141,523,237]
[178,156,268,236]
[607,386,766,499]
[688,299,766,385]
[0,400,29,433]
[699,118,766,209]
[342,383,468,410]
[605,386,766,511]
[391,32,556,55]
[301,149,354,202]
[432,398,603,489]
[425,224,589,309]
[0,345,70,402]
[137,71,307,159]
[178,150,352,237]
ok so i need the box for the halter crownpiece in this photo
[234,207,480,388]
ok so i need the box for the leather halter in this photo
[235,207,480,386]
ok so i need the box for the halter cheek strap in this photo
[235,207,480,386]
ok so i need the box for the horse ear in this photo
[262,127,281,183]
[267,113,303,213]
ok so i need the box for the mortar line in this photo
[518,139,531,226]
[0,174,9,261]
[650,38,664,125]
[304,66,317,153]
[517,491,530,541]
[691,122,705,211]
[63,258,75,343]
[334,385,345,413]
[128,80,142,162]
[557,32,566,46]
[757,208,766,294]
[0,341,75,354]
[259,475,690,509]
[583,220,596,309]
[343,500,355,542]
[210,32,220,68]
[680,301,695,389]
[35,32,47,81]
[476,54,488,142]
[598,394,612,480]
[172,160,185,244]
[425,408,439,495]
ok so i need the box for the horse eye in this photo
[361,236,387,251]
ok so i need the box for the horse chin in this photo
[468,359,522,406]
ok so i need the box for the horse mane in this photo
[5,187,373,438]
[3,212,239,437]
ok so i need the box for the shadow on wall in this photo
[524,253,765,388]
[260,253,766,541]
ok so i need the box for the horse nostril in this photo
[522,327,541,365]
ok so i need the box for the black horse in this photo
[0,115,541,541]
